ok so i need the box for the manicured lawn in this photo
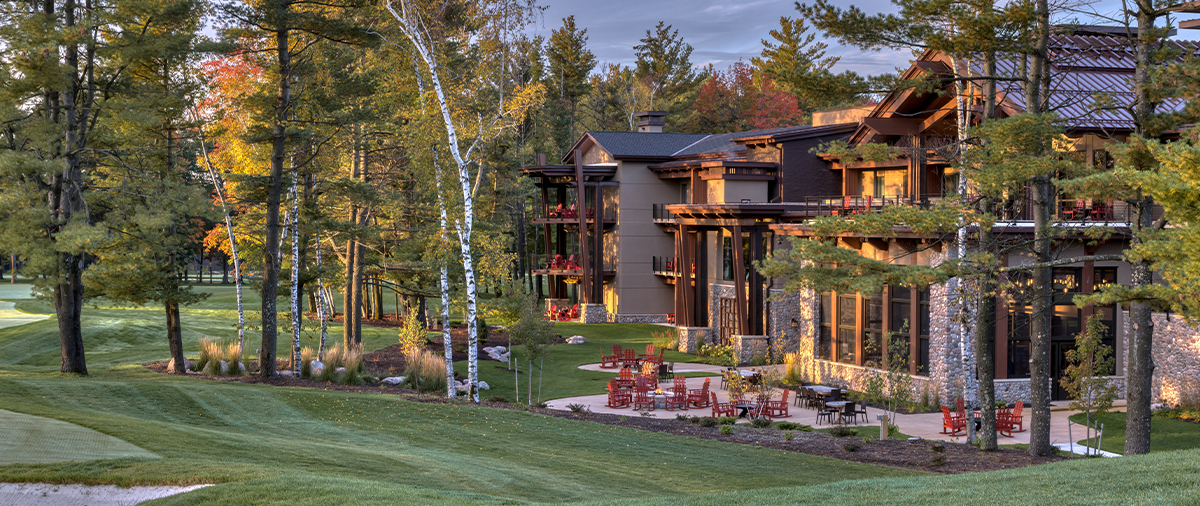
[0,375,918,504]
[1069,411,1200,454]
[460,322,712,402]
[580,447,1200,506]
[0,285,399,373]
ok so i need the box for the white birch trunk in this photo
[316,232,328,359]
[387,0,482,401]
[290,172,302,375]
[951,56,977,441]
[197,124,246,353]
[436,152,456,398]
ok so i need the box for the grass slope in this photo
[1070,412,1200,454]
[0,409,157,464]
[461,322,710,402]
[0,285,398,373]
[0,375,916,504]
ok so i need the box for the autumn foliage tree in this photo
[679,62,803,133]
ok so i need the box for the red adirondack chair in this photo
[565,254,580,270]
[759,389,790,420]
[1008,401,1025,433]
[941,406,966,436]
[617,368,635,389]
[546,304,557,320]
[606,379,631,408]
[665,376,688,411]
[569,304,580,319]
[688,378,711,408]
[633,388,655,411]
[620,349,638,368]
[586,208,594,219]
[710,392,735,418]
[550,204,563,219]
[565,204,577,219]
[600,346,620,369]
[550,254,563,269]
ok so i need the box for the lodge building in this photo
[521,34,1194,405]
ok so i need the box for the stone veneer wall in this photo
[677,327,711,353]
[610,314,670,324]
[580,304,608,324]
[732,335,769,365]
[1133,311,1200,405]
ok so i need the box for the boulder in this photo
[565,335,588,344]
[166,357,192,373]
[478,381,490,390]
[309,360,325,376]
[279,370,294,377]
[218,360,229,374]
[381,376,407,385]
[336,367,346,374]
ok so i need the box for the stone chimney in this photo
[634,111,667,133]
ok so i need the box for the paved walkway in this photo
[548,364,1121,455]
[0,483,208,506]
[0,285,49,329]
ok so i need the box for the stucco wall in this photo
[607,154,676,318]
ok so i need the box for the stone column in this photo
[677,327,712,354]
[733,335,769,365]
[580,303,608,324]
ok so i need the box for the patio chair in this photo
[586,208,595,219]
[1009,401,1025,433]
[643,347,664,367]
[569,304,579,319]
[719,368,735,390]
[657,362,675,382]
[606,379,631,408]
[997,407,1014,438]
[687,378,711,408]
[565,254,580,270]
[710,392,735,418]
[815,404,837,425]
[941,406,966,436]
[617,368,635,389]
[839,401,859,425]
[599,347,620,369]
[665,383,688,411]
[565,204,577,219]
[620,349,638,368]
[760,389,790,420]
[853,401,869,423]
[633,385,655,411]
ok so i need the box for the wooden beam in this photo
[841,237,863,250]
[575,150,590,303]
[731,226,749,336]
[749,229,764,335]
[594,185,605,304]
[866,238,889,252]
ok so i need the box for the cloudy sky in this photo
[525,0,1173,76]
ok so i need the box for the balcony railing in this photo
[787,194,1153,224]
[652,203,677,223]
[533,254,614,274]
[538,204,615,221]
[651,256,694,277]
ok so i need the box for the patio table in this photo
[807,386,843,395]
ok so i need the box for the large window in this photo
[864,291,884,367]
[837,294,857,364]
[917,288,930,375]
[857,169,907,197]
[818,292,833,360]
[722,232,733,281]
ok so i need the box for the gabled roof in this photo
[671,127,800,157]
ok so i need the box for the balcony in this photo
[779,194,1153,225]
[532,204,616,226]
[651,256,694,285]
[652,203,677,224]
[531,254,615,278]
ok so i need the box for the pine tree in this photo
[633,21,707,114]
[546,16,597,144]
[750,17,870,112]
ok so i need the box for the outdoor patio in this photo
[548,361,1122,455]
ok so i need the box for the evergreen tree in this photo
[750,17,871,112]
[546,16,597,144]
[633,21,706,114]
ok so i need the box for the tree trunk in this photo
[290,169,302,375]
[166,300,185,374]
[55,255,87,374]
[1124,0,1159,457]
[53,0,87,375]
[260,14,291,378]
[976,207,997,450]
[316,231,329,359]
[1028,173,1053,456]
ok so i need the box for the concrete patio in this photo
[546,364,1123,456]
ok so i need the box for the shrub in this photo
[930,454,946,466]
[719,424,734,435]
[651,329,678,351]
[931,443,945,453]
[404,348,448,393]
[697,343,735,366]
[194,337,217,372]
[776,422,812,431]
[828,426,858,438]
[717,416,738,426]
[843,442,861,452]
[397,307,427,355]
[675,414,690,421]
[567,403,589,413]
[197,338,242,376]
[476,318,489,343]
[339,344,365,386]
[750,417,771,428]
[697,417,718,428]
[487,395,508,403]
[324,342,345,370]
[783,431,795,441]
[223,342,243,376]
[300,346,317,379]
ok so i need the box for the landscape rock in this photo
[336,367,346,374]
[279,370,293,377]
[218,360,229,374]
[381,376,407,385]
[565,335,588,344]
[166,357,191,373]
[309,360,324,375]
[478,381,490,390]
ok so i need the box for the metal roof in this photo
[584,131,709,159]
